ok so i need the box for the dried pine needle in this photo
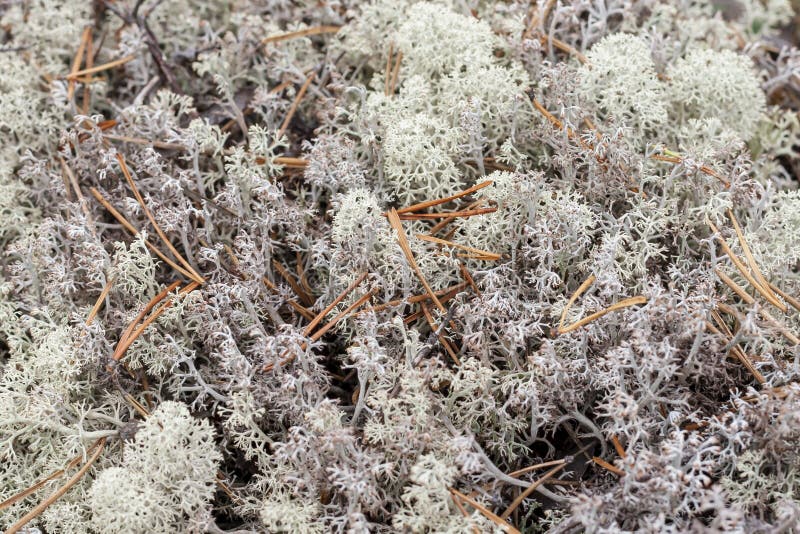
[261,25,341,45]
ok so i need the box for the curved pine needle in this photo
[558,296,647,335]
[114,281,199,361]
[559,274,595,330]
[85,275,116,325]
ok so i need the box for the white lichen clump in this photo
[2,0,800,532]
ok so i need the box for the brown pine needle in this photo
[727,209,781,306]
[507,459,568,479]
[396,180,493,214]
[0,438,104,512]
[420,301,461,365]
[114,281,199,361]
[459,263,481,298]
[85,276,116,325]
[362,281,470,314]
[113,281,183,364]
[6,438,107,534]
[66,54,135,79]
[398,207,498,220]
[451,492,482,534]
[540,34,588,64]
[592,456,624,477]
[272,156,309,168]
[303,273,369,336]
[559,274,596,330]
[611,435,626,459]
[416,234,501,261]
[115,154,205,284]
[60,158,95,229]
[89,187,198,281]
[384,43,394,96]
[501,463,567,520]
[67,27,91,102]
[272,260,315,306]
[277,72,316,139]
[261,25,341,45]
[715,269,800,346]
[296,252,313,298]
[264,288,378,371]
[389,51,403,94]
[707,217,785,312]
[450,488,521,534]
[309,289,377,341]
[706,314,765,384]
[404,284,464,324]
[261,276,315,321]
[82,30,94,115]
[558,295,647,335]
[387,208,446,313]
[768,282,800,313]
[103,134,187,151]
[429,199,485,236]
[651,154,730,188]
